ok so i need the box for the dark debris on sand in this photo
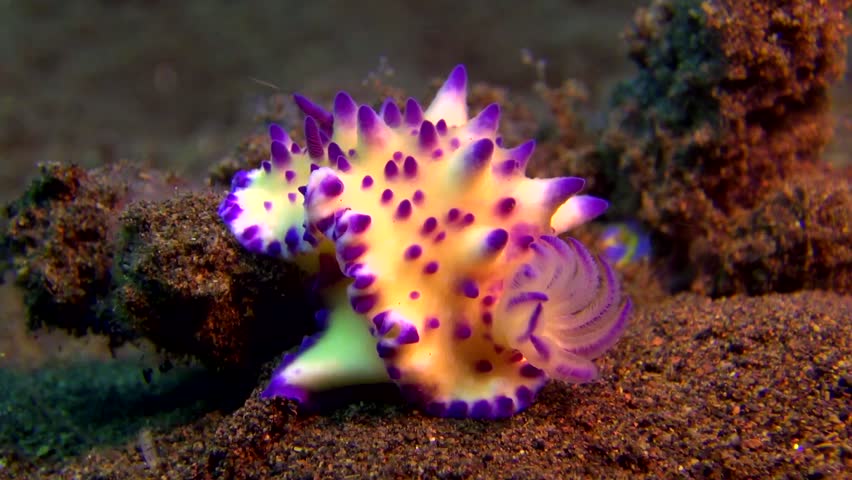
[3,290,847,479]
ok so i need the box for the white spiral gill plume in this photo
[492,235,631,383]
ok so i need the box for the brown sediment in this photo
[4,290,847,479]
[596,0,852,296]
[112,191,315,371]
[0,162,181,336]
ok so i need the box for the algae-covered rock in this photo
[113,191,315,370]
[596,0,851,295]
[0,162,179,335]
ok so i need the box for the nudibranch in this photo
[598,221,651,267]
[218,65,630,419]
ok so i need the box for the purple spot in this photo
[419,121,438,150]
[460,280,479,299]
[395,199,412,220]
[397,325,420,344]
[426,317,440,329]
[405,98,424,126]
[509,351,524,363]
[268,123,286,142]
[403,156,418,177]
[421,217,438,234]
[361,175,373,189]
[481,312,493,325]
[484,228,509,252]
[327,142,344,163]
[384,160,399,180]
[246,238,264,253]
[495,396,515,417]
[348,148,357,157]
[270,141,291,166]
[353,273,375,289]
[386,366,401,380]
[461,213,475,226]
[372,311,389,331]
[435,119,448,135]
[404,244,422,260]
[231,171,250,189]
[350,294,378,314]
[443,65,467,94]
[432,149,443,159]
[447,208,460,222]
[284,227,301,252]
[320,175,344,197]
[434,231,446,243]
[482,295,495,306]
[475,360,493,373]
[315,215,334,233]
[285,170,296,182]
[377,343,396,359]
[450,138,460,150]
[447,401,469,419]
[496,197,516,216]
[454,323,472,340]
[412,190,425,205]
[496,159,518,176]
[520,364,544,378]
[516,386,533,406]
[381,189,393,204]
[263,201,273,211]
[423,261,439,274]
[409,290,420,300]
[334,92,357,125]
[241,225,259,240]
[382,100,401,127]
[471,400,492,419]
[544,177,585,208]
[470,104,500,133]
[336,156,351,172]
[222,205,242,222]
[464,138,494,172]
[267,241,282,256]
[262,161,271,173]
[290,143,301,154]
[358,105,382,140]
[288,192,297,203]
[393,151,403,161]
[341,244,367,262]
[349,213,372,233]
[298,185,308,196]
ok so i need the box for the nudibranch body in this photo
[219,65,630,419]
